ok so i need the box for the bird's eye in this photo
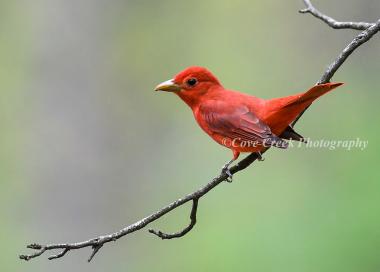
[186,78,198,87]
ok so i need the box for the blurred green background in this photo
[1,0,380,271]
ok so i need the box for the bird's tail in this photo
[264,82,343,135]
[293,82,344,106]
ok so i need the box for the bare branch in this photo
[300,0,374,30]
[318,19,380,84]
[20,0,380,262]
[149,198,199,239]
[292,2,380,127]
[19,152,262,262]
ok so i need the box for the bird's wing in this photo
[199,100,288,149]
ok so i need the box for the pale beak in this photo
[154,79,181,92]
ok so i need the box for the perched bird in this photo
[155,66,342,181]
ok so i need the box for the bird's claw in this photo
[221,164,233,183]
[257,152,265,161]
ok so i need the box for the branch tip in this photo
[88,244,103,262]
[19,255,29,261]
[27,243,42,250]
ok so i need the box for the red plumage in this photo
[156,66,343,162]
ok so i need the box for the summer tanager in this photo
[155,66,343,180]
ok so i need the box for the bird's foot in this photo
[221,160,234,182]
[257,152,265,161]
[222,167,233,183]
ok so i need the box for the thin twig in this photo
[48,248,69,260]
[292,3,380,127]
[318,19,380,84]
[149,198,199,239]
[20,0,379,262]
[299,0,374,30]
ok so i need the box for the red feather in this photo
[156,66,343,161]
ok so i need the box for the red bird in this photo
[155,66,342,181]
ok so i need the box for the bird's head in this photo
[155,66,222,107]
